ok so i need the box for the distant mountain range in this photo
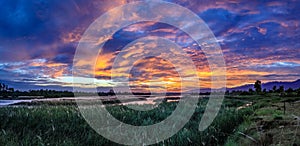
[1,79,300,93]
[227,79,300,91]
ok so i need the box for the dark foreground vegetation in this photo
[0,94,299,145]
[0,99,252,146]
[225,95,300,146]
[0,80,299,145]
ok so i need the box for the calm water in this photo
[0,95,187,106]
[0,100,31,106]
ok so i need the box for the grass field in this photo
[0,95,299,145]
[0,98,253,146]
[225,95,300,146]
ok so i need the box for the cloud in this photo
[0,0,300,91]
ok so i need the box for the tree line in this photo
[229,80,300,96]
[0,83,14,92]
[0,83,118,99]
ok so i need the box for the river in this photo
[0,95,187,106]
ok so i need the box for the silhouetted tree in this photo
[8,88,14,92]
[273,86,277,93]
[225,90,229,95]
[254,80,262,93]
[286,88,293,93]
[263,88,267,93]
[279,85,284,93]
[268,89,273,93]
[249,88,254,93]
[108,89,115,96]
[0,83,9,92]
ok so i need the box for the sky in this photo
[0,0,300,92]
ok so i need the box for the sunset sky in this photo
[0,0,300,91]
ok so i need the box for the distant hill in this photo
[226,84,253,92]
[228,79,300,91]
[2,78,300,93]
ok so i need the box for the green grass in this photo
[0,100,253,145]
[255,108,283,116]
[0,106,112,146]
[225,94,300,146]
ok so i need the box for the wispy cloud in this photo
[0,0,299,90]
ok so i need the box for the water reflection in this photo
[0,95,184,106]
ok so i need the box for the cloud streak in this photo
[0,0,299,91]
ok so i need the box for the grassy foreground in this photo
[0,99,252,146]
[225,95,300,146]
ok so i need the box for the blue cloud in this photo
[1,0,300,90]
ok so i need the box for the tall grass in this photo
[0,100,253,145]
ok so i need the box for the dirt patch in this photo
[232,99,300,146]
